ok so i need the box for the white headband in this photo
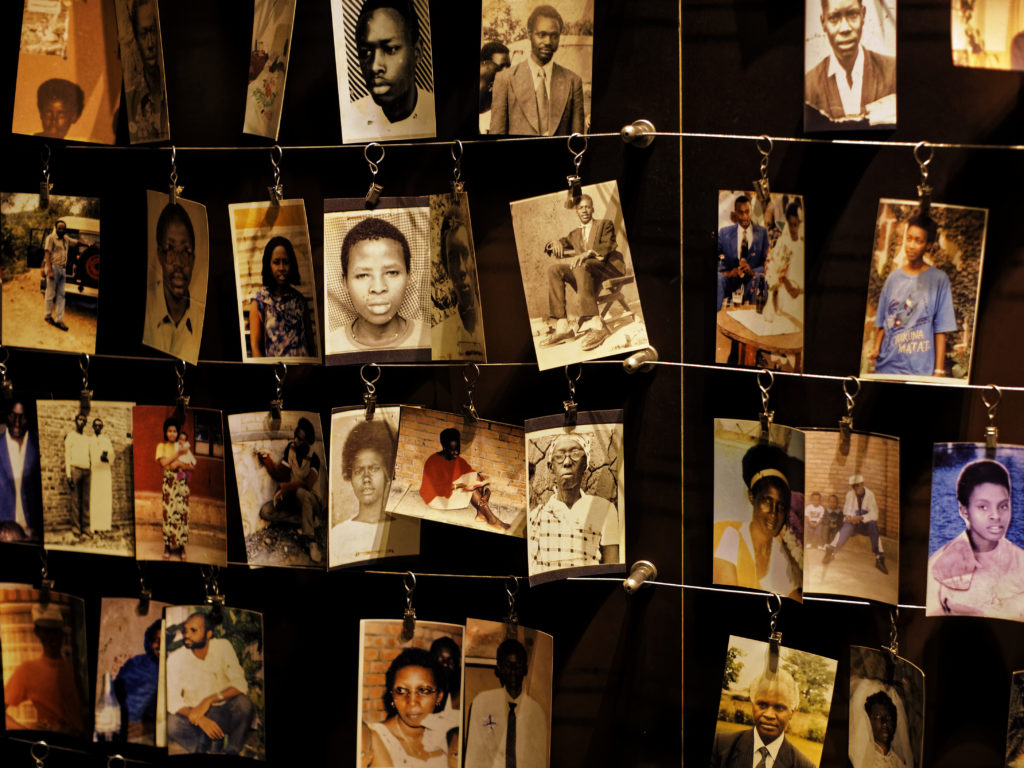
[749,468,789,491]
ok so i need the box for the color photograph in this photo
[849,645,924,768]
[1008,669,1024,768]
[243,0,298,140]
[952,0,1024,71]
[430,192,486,361]
[0,396,43,544]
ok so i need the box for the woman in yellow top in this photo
[156,418,193,561]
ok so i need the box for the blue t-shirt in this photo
[874,266,957,376]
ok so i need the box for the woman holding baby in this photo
[156,417,196,561]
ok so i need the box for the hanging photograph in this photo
[329,0,436,142]
[389,406,526,535]
[1,192,101,355]
[524,410,625,585]
[711,635,837,768]
[430,192,486,361]
[716,190,805,371]
[227,410,326,568]
[712,419,805,601]
[243,0,298,140]
[143,191,211,365]
[0,396,43,544]
[1008,670,1024,767]
[804,0,896,130]
[860,200,987,385]
[480,0,592,135]
[510,180,649,371]
[0,587,90,738]
[132,405,227,566]
[928,443,1024,621]
[113,0,170,143]
[803,429,900,605]
[952,1,1024,71]
[163,605,265,759]
[12,0,122,144]
[228,199,321,363]
[328,405,419,567]
[358,619,464,767]
[848,645,924,768]
[94,596,171,745]
[37,399,135,558]
[323,197,432,364]
[463,617,553,768]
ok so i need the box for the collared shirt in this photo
[166,638,248,712]
[737,224,752,261]
[529,491,619,569]
[579,221,592,249]
[346,87,435,141]
[64,430,90,474]
[44,232,78,269]
[144,279,199,363]
[844,487,879,524]
[5,431,27,528]
[527,57,554,100]
[464,687,548,768]
[752,730,784,768]
[827,45,865,117]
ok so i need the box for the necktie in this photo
[535,69,549,135]
[506,702,517,768]
[755,745,770,768]
[741,229,749,263]
[846,70,854,88]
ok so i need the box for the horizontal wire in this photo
[3,735,149,765]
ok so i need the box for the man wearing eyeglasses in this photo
[144,201,202,363]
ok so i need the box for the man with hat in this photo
[823,473,888,573]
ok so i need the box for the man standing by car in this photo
[43,219,91,332]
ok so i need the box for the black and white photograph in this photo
[1,587,90,738]
[243,0,297,140]
[480,0,593,135]
[430,192,486,361]
[228,410,326,568]
[1008,670,1024,768]
[927,443,1024,621]
[712,635,837,768]
[803,429,900,605]
[143,190,211,365]
[330,0,436,143]
[712,419,805,602]
[0,396,43,544]
[804,0,896,131]
[37,399,135,558]
[463,617,553,768]
[358,619,464,768]
[525,410,625,585]
[848,645,924,768]
[228,199,321,363]
[323,197,432,364]
[716,190,805,371]
[860,200,987,385]
[1,192,101,355]
[163,605,265,759]
[952,1,1024,71]
[328,406,419,568]
[113,0,170,143]
[510,181,648,371]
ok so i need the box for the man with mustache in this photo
[144,202,200,362]
[43,219,91,332]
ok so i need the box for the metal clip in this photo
[364,142,385,208]
[883,607,899,685]
[39,549,54,604]
[462,363,480,422]
[563,364,581,427]
[107,755,126,768]
[565,133,587,207]
[0,347,13,400]
[136,562,152,615]
[268,145,284,205]
[914,141,933,214]
[402,571,417,641]
[269,363,286,424]
[622,559,658,594]
[39,145,53,209]
[451,140,465,195]
[623,345,658,374]
[619,119,656,147]
[174,360,190,424]
[766,593,782,674]
[839,376,860,446]
[79,354,92,415]
[168,146,183,205]
[30,740,49,768]
[505,576,519,639]
[753,135,772,211]
[202,566,225,625]
[983,384,1001,456]
[757,369,774,443]
[361,363,380,420]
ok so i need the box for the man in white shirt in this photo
[42,220,91,332]
[166,612,253,755]
[143,202,201,363]
[823,474,888,573]
[0,401,41,541]
[63,413,92,537]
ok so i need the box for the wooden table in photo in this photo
[717,306,803,370]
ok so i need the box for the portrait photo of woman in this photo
[248,235,314,358]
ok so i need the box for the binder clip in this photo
[168,146,183,205]
[462,363,479,422]
[268,145,284,205]
[39,145,53,209]
[839,375,860,449]
[364,142,385,208]
[983,384,1000,457]
[402,571,417,641]
[914,141,933,215]
[0,348,14,401]
[619,119,656,148]
[269,363,286,427]
[753,135,772,212]
[38,549,55,606]
[563,364,581,428]
[79,354,92,416]
[136,562,152,616]
[883,607,899,686]
[361,363,380,420]
[202,565,225,625]
[766,593,782,674]
[504,576,519,639]
[757,369,774,443]
[451,140,465,195]
[565,133,587,208]
[622,560,658,594]
[174,360,190,425]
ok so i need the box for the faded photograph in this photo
[1008,670,1024,767]
[510,181,648,371]
[228,410,326,568]
[243,0,298,139]
[0,397,43,544]
[113,0,170,143]
[525,410,625,585]
[849,645,924,768]
[952,1,1024,71]
[712,635,837,768]
[430,192,486,361]
[481,0,593,135]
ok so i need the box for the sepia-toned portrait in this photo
[952,0,1024,72]
[243,0,298,140]
[430,192,487,361]
[112,0,170,143]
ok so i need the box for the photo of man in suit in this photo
[0,400,42,542]
[716,195,769,313]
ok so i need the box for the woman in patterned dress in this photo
[156,418,192,561]
[249,235,312,358]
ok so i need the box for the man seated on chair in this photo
[540,194,625,353]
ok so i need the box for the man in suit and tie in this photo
[489,5,585,136]
[0,400,42,542]
[716,195,769,312]
[541,194,624,352]
[711,668,814,768]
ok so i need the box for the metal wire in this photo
[4,736,152,765]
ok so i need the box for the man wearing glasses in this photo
[144,201,201,362]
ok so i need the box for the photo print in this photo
[804,0,896,130]
[12,0,122,144]
[849,645,924,768]
[358,619,464,767]
[928,443,1024,621]
[328,406,419,567]
[323,197,432,364]
[952,1,1024,71]
[37,399,135,558]
[0,395,43,545]
[860,200,987,385]
[712,419,805,601]
[510,180,649,371]
[712,635,837,768]
[228,410,326,568]
[0,587,90,738]
[94,596,171,745]
[163,605,265,759]
[228,199,321,363]
[132,405,227,566]
[463,617,553,768]
[480,0,593,135]
[113,0,170,143]
[388,406,526,536]
[1,192,101,354]
[143,190,211,365]
[716,190,805,372]
[803,429,900,605]
[525,410,625,585]
[330,0,436,142]
[243,0,298,139]
[1008,670,1024,767]
[430,192,486,361]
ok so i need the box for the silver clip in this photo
[268,145,284,205]
[402,571,417,640]
[619,119,656,147]
[107,755,127,768]
[269,363,286,424]
[451,140,465,195]
[38,549,54,604]
[463,363,480,422]
[563,364,581,427]
[30,740,49,768]
[136,562,152,615]
[766,593,782,674]
[364,142,385,208]
[174,360,190,424]
[202,566,226,626]
[361,363,380,420]
[883,607,899,684]
[753,135,772,211]
[622,560,658,594]
[914,141,933,214]
[79,354,92,415]
[565,133,587,207]
[623,345,658,374]
[505,576,519,639]
[39,145,53,209]
[0,347,12,400]
[168,145,183,205]
[983,384,1000,455]
[757,369,774,442]
[839,376,860,446]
